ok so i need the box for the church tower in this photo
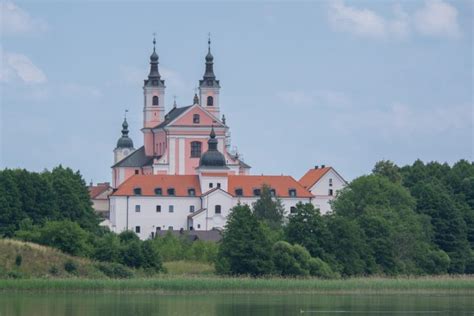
[143,37,165,129]
[199,35,220,118]
[114,118,134,163]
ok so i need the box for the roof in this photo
[238,159,251,169]
[89,182,111,199]
[156,229,222,242]
[112,146,155,168]
[228,175,313,198]
[299,167,332,189]
[188,208,207,218]
[112,174,202,197]
[153,106,192,129]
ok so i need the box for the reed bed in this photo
[0,275,473,293]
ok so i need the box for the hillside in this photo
[0,239,106,278]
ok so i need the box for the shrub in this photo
[64,260,78,274]
[309,257,337,279]
[272,241,310,277]
[38,221,91,256]
[15,254,22,267]
[96,263,134,279]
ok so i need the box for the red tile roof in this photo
[112,175,202,197]
[228,175,313,198]
[89,183,111,199]
[299,167,331,189]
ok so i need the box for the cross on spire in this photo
[208,32,211,53]
[152,32,156,51]
[124,109,128,119]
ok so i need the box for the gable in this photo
[170,105,224,127]
[309,168,347,192]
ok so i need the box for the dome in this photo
[116,119,134,149]
[150,49,158,62]
[205,51,213,62]
[199,127,226,168]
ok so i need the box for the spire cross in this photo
[152,32,156,51]
[208,32,211,52]
[124,109,128,119]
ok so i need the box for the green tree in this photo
[272,241,311,277]
[285,203,327,258]
[38,221,91,256]
[93,233,121,262]
[0,170,24,236]
[373,160,402,183]
[253,184,285,229]
[216,204,273,276]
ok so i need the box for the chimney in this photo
[321,164,326,168]
[314,165,319,169]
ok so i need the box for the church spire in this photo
[116,117,134,149]
[146,34,164,87]
[200,33,220,88]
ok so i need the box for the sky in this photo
[0,0,472,183]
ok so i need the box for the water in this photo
[0,292,472,316]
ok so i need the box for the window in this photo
[253,188,261,196]
[329,178,333,187]
[133,187,142,195]
[217,183,221,189]
[270,189,276,197]
[329,189,333,196]
[151,232,155,239]
[135,169,139,175]
[288,189,297,197]
[191,141,202,158]
[156,227,161,231]
[193,114,200,124]
[215,205,221,214]
[197,224,201,229]
[290,206,297,214]
[209,183,213,188]
[135,205,141,212]
[156,205,161,213]
[207,96,214,106]
[189,205,195,213]
[169,205,174,213]
[168,226,173,231]
[188,188,196,196]
[235,188,243,196]
[152,95,159,106]
[135,226,141,233]
[167,188,175,196]
[154,187,162,195]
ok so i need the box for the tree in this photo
[373,160,402,184]
[253,184,285,229]
[0,170,24,236]
[272,241,310,277]
[285,203,327,258]
[216,204,273,276]
[93,233,121,262]
[38,221,91,256]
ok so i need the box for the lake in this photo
[0,292,472,315]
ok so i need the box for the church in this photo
[106,38,346,239]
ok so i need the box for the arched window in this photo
[207,96,214,106]
[152,96,159,106]
[191,141,202,158]
[193,114,200,124]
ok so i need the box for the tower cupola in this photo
[199,34,221,118]
[116,118,134,149]
[145,37,165,87]
[199,127,226,168]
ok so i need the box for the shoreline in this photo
[1,276,473,293]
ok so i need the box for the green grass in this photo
[163,261,215,276]
[0,276,473,293]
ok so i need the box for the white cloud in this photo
[328,0,461,40]
[414,0,461,38]
[328,0,387,39]
[0,1,48,36]
[1,51,47,84]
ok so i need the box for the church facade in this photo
[107,38,346,239]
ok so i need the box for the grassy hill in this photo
[0,239,106,279]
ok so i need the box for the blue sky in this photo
[1,0,472,183]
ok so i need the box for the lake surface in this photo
[0,292,472,315]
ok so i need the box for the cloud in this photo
[0,1,48,36]
[328,0,461,40]
[59,83,102,98]
[328,0,388,39]
[1,51,47,84]
[414,0,461,38]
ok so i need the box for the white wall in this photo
[309,168,346,214]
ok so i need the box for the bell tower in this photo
[143,36,166,129]
[199,34,220,118]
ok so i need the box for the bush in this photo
[309,257,337,279]
[15,254,22,267]
[93,233,120,263]
[272,241,310,277]
[64,260,78,274]
[96,263,134,279]
[38,221,91,256]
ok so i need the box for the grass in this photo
[164,261,215,276]
[0,275,473,293]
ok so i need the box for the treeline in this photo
[216,159,474,277]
